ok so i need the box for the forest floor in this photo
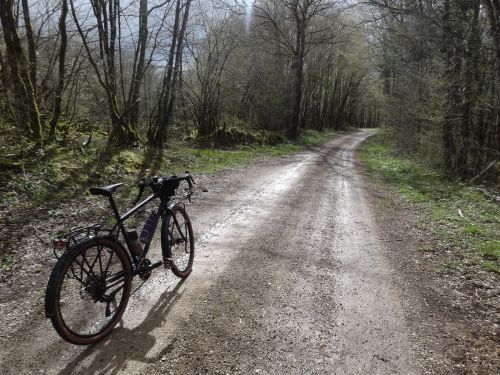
[0,130,498,374]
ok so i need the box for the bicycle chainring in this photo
[138,258,152,280]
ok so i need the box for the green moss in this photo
[0,191,18,205]
[187,148,254,173]
[104,149,143,175]
[297,130,333,145]
[431,206,460,223]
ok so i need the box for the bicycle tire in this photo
[161,204,194,278]
[45,237,132,345]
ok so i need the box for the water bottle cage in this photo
[139,229,152,243]
[140,214,158,244]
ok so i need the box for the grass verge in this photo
[0,130,333,210]
[359,132,500,274]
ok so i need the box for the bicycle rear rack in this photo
[52,224,113,260]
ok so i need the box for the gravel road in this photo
[0,131,421,374]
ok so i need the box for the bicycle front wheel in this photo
[162,205,194,278]
[45,238,132,345]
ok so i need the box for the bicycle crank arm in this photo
[133,260,163,276]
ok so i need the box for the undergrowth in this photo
[0,129,332,210]
[359,132,500,274]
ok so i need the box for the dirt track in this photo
[2,131,425,373]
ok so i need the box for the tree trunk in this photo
[442,0,458,173]
[165,0,191,127]
[149,0,191,147]
[288,2,305,140]
[148,0,182,146]
[289,51,303,139]
[0,0,42,143]
[49,0,68,141]
[21,0,37,91]
[483,0,500,166]
[126,0,148,130]
[458,0,481,178]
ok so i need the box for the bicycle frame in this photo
[88,193,189,294]
[45,173,194,344]
[55,174,193,274]
[105,192,169,266]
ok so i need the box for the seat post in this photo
[107,195,122,222]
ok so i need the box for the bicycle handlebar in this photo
[133,171,195,205]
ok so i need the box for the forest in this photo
[0,0,499,184]
[1,2,499,372]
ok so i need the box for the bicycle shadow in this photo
[60,278,186,374]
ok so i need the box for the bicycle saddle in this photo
[89,183,124,197]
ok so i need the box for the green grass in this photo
[478,241,500,261]
[156,130,329,175]
[359,132,500,274]
[464,224,485,236]
[0,255,13,270]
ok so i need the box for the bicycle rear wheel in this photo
[162,205,194,278]
[45,238,132,345]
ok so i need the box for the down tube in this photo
[142,207,162,258]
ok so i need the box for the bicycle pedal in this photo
[163,257,173,269]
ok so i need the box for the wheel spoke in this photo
[81,250,97,277]
[96,244,104,275]
[49,240,131,344]
[68,254,92,282]
[103,246,116,276]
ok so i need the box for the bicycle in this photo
[44,172,195,345]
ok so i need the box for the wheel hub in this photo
[83,275,106,300]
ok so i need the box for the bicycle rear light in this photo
[53,239,67,249]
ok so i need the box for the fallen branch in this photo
[469,160,498,184]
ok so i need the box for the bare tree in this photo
[148,0,192,147]
[49,0,68,140]
[123,0,149,129]
[183,9,237,138]
[69,0,165,144]
[254,0,340,138]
